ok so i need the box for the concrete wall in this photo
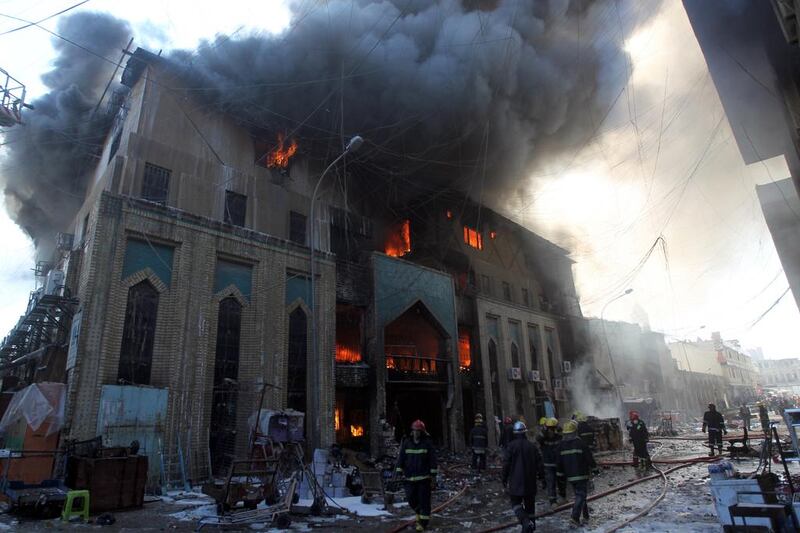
[66,193,336,477]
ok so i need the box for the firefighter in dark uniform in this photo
[556,420,598,527]
[758,402,770,433]
[536,417,565,505]
[702,403,726,457]
[470,414,488,472]
[626,410,650,470]
[395,419,437,532]
[573,411,596,449]
[502,421,542,533]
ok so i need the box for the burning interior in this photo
[385,219,411,258]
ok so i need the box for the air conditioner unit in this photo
[564,376,574,388]
[527,370,541,382]
[562,360,572,374]
[535,381,546,393]
[507,367,522,381]
[552,378,562,389]
[45,270,65,296]
[554,388,567,401]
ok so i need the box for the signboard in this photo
[66,309,82,371]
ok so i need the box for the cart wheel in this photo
[275,514,291,528]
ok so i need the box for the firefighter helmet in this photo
[513,421,527,434]
[563,420,578,434]
[411,419,426,431]
[629,410,639,420]
[545,418,559,428]
[504,416,512,424]
[539,417,547,426]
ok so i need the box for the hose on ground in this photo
[475,457,721,533]
[385,482,469,533]
[603,464,668,533]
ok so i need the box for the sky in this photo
[0,0,798,359]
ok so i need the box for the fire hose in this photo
[475,455,721,533]
[385,482,469,533]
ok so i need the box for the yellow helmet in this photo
[539,417,547,426]
[563,420,578,434]
[545,417,559,428]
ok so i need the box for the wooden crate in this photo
[65,455,148,513]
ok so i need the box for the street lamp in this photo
[307,136,363,449]
[600,288,633,414]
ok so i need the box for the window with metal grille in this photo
[141,162,171,204]
[210,296,242,476]
[463,225,483,249]
[289,211,307,245]
[117,280,159,385]
[224,191,247,226]
[502,281,512,301]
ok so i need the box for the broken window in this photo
[224,190,247,227]
[545,327,558,381]
[528,324,541,372]
[502,281,512,301]
[458,327,472,370]
[385,219,411,257]
[142,162,171,204]
[481,275,492,295]
[117,280,159,385]
[488,339,502,418]
[289,211,307,245]
[287,307,308,412]
[463,225,483,250]
[336,305,362,363]
[522,288,530,307]
[210,296,242,476]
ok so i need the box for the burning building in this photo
[0,38,589,478]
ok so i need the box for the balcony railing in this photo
[385,353,450,385]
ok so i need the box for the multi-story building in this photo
[756,358,800,394]
[0,48,585,477]
[668,332,759,409]
[757,179,800,313]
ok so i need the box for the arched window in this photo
[210,297,242,475]
[117,280,159,385]
[488,339,501,419]
[287,307,308,413]
[510,343,520,368]
[511,342,526,416]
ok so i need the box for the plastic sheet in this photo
[0,382,66,435]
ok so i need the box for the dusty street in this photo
[2,435,789,532]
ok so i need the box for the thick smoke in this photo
[2,0,650,249]
[0,13,131,252]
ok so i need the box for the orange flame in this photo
[267,133,298,168]
[336,344,362,363]
[350,425,364,437]
[335,408,341,431]
[385,219,411,257]
[458,328,471,370]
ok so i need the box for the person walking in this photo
[536,417,565,505]
[573,411,596,449]
[739,404,752,431]
[626,410,650,470]
[500,416,514,448]
[556,420,597,527]
[702,403,727,457]
[502,420,542,533]
[395,420,437,531]
[470,414,488,472]
[758,402,771,433]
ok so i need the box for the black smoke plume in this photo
[0,13,130,253]
[1,0,653,249]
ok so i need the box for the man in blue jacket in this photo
[395,419,437,531]
[502,421,542,532]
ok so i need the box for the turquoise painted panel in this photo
[285,274,311,305]
[215,260,252,300]
[122,239,174,286]
[373,254,457,341]
[96,385,168,487]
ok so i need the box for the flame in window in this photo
[446,210,453,219]
[335,407,341,431]
[336,344,361,363]
[350,425,364,437]
[266,132,298,168]
[463,226,483,250]
[458,328,472,369]
[385,219,411,257]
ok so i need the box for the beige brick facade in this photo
[66,193,335,477]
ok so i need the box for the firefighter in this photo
[573,411,596,449]
[739,404,752,431]
[626,410,650,470]
[470,414,488,472]
[702,403,726,457]
[758,402,770,433]
[556,420,597,527]
[395,420,437,531]
[536,417,565,505]
[502,420,542,533]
